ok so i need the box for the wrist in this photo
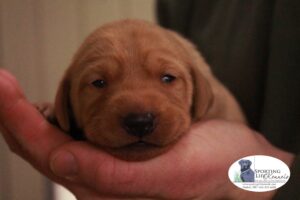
[254,133,295,167]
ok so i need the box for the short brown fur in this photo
[52,20,245,160]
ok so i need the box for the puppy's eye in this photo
[91,79,107,88]
[161,74,176,83]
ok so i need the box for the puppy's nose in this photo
[122,113,155,137]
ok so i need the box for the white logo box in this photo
[228,155,290,192]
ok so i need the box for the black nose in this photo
[122,113,155,137]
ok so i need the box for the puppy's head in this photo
[239,160,252,171]
[55,20,213,160]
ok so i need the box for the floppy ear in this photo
[239,160,243,165]
[247,160,252,166]
[54,76,71,132]
[167,30,214,121]
[190,62,213,121]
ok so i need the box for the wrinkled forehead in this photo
[89,21,179,53]
[70,22,186,75]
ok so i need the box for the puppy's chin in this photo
[85,121,191,161]
[84,109,191,161]
[102,142,174,161]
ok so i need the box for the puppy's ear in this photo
[54,76,71,132]
[167,30,213,121]
[239,160,245,166]
[247,160,252,166]
[189,62,213,121]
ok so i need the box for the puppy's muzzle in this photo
[122,112,156,138]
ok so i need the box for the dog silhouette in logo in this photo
[239,159,255,182]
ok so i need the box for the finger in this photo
[49,142,157,197]
[49,140,200,199]
[0,69,72,169]
[0,70,161,198]
[0,125,24,156]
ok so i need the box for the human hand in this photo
[0,70,294,200]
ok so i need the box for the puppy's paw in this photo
[34,102,55,123]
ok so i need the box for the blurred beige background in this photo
[0,0,155,199]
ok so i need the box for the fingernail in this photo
[50,151,78,179]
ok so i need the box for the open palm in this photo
[0,70,293,200]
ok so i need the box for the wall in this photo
[0,1,155,199]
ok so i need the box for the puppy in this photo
[37,19,246,161]
[239,159,255,182]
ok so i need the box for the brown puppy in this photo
[38,19,245,161]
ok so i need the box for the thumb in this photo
[50,137,203,199]
[49,142,188,199]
